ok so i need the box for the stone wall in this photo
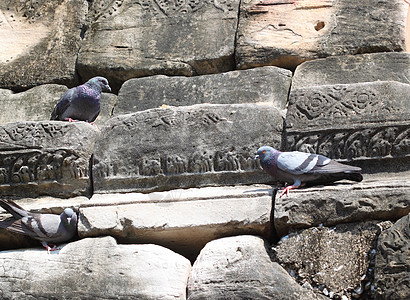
[0,1,409,299]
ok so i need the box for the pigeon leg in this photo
[64,118,79,122]
[279,179,302,198]
[41,241,58,254]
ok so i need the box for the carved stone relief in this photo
[285,82,410,162]
[0,121,99,197]
[93,104,281,193]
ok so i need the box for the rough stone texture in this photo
[0,236,191,299]
[236,0,408,70]
[274,178,410,237]
[374,213,410,300]
[273,222,381,299]
[93,103,283,193]
[285,81,410,174]
[78,185,273,260]
[78,0,240,92]
[0,0,87,91]
[0,121,100,198]
[115,66,292,114]
[0,84,116,125]
[187,235,325,300]
[0,196,87,250]
[291,52,410,89]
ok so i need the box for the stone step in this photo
[78,185,273,260]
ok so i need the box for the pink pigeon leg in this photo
[41,241,58,254]
[64,118,79,122]
[279,179,302,198]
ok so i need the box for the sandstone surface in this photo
[374,213,410,300]
[187,235,325,299]
[291,52,410,89]
[0,0,87,91]
[0,236,191,299]
[0,121,100,198]
[78,185,273,260]
[78,0,240,92]
[115,66,292,114]
[236,0,408,70]
[274,178,410,236]
[93,103,283,193]
[273,222,381,299]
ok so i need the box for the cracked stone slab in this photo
[291,53,410,90]
[0,196,87,251]
[0,0,88,91]
[78,0,240,92]
[93,103,283,193]
[0,236,191,299]
[78,185,273,260]
[273,221,380,299]
[274,178,410,237]
[187,235,326,300]
[0,121,100,198]
[236,0,408,70]
[285,81,410,174]
[374,213,410,300]
[115,66,292,114]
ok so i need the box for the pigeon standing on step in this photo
[255,146,363,197]
[50,76,111,123]
[0,199,77,252]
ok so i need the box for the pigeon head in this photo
[255,146,280,165]
[86,76,111,93]
[60,208,78,228]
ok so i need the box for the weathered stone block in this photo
[78,185,273,260]
[292,53,410,89]
[0,85,66,125]
[0,84,116,125]
[285,81,410,173]
[115,66,292,114]
[187,235,325,299]
[0,122,100,198]
[78,0,240,92]
[0,196,86,250]
[0,236,191,299]
[93,103,283,193]
[274,178,410,237]
[0,0,87,90]
[374,213,410,300]
[236,0,408,70]
[273,222,380,299]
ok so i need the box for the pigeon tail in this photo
[343,171,363,182]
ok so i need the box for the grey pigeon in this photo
[50,76,111,123]
[0,199,77,252]
[255,146,363,197]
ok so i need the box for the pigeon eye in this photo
[262,151,266,154]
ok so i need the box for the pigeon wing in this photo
[277,152,331,175]
[50,87,76,120]
[0,199,29,219]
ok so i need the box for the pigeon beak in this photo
[254,154,259,160]
[106,85,112,92]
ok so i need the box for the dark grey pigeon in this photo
[50,76,111,123]
[255,146,363,197]
[0,199,77,252]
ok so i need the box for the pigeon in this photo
[50,76,111,123]
[255,146,363,197]
[0,199,77,252]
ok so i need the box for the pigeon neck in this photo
[85,82,102,93]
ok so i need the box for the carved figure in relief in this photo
[0,168,8,184]
[140,158,162,176]
[189,151,213,173]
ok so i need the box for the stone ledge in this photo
[274,178,410,236]
[78,185,273,260]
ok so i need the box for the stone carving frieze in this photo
[0,149,87,185]
[287,84,404,129]
[94,147,260,179]
[286,125,410,160]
